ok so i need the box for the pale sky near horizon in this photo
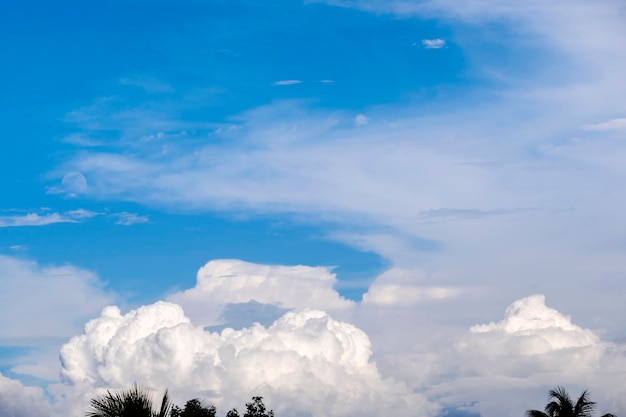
[2,1,626,417]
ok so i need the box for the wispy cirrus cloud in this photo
[0,210,97,228]
[0,209,151,228]
[583,117,626,131]
[111,212,150,226]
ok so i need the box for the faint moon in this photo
[61,171,88,194]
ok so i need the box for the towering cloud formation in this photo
[59,301,433,417]
[420,295,626,417]
[5,256,626,417]
[469,294,598,353]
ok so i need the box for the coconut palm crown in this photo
[526,387,615,417]
[86,383,172,417]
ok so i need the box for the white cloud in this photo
[0,255,113,344]
[0,209,98,228]
[362,267,461,306]
[272,80,302,86]
[583,117,626,131]
[59,301,435,417]
[401,295,626,417]
[112,212,150,226]
[65,209,99,219]
[5,263,626,417]
[469,294,598,351]
[0,372,50,417]
[168,259,354,327]
[0,212,69,227]
[421,38,445,49]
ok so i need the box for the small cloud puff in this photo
[354,114,369,127]
[421,39,446,49]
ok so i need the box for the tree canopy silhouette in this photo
[170,399,216,417]
[224,396,273,417]
[526,387,616,417]
[86,386,274,417]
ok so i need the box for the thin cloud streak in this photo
[272,80,302,86]
[0,210,97,228]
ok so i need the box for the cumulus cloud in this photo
[59,301,435,417]
[468,294,598,352]
[0,372,50,417]
[402,295,626,417]
[168,259,354,327]
[421,38,445,49]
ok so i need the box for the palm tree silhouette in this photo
[86,383,172,417]
[526,387,615,417]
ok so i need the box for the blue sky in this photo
[0,0,457,298]
[2,1,626,417]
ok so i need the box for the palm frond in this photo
[527,410,550,417]
[545,387,575,417]
[573,390,596,417]
[86,384,170,417]
[156,389,172,417]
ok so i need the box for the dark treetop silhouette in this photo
[87,385,274,417]
[526,387,615,417]
[86,384,172,417]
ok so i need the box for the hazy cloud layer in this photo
[0,256,113,343]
